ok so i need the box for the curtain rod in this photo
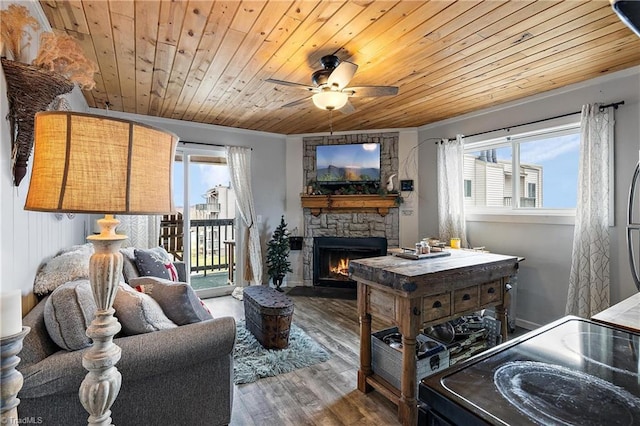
[178,141,252,150]
[437,100,625,144]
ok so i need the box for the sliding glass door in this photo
[169,146,236,298]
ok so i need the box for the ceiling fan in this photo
[266,54,399,113]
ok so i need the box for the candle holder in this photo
[1,327,30,425]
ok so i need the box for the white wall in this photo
[418,67,640,329]
[0,1,89,305]
[397,129,420,248]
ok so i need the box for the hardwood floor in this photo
[203,293,400,426]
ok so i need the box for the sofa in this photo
[17,245,236,425]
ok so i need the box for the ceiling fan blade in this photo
[344,86,399,97]
[327,61,358,89]
[339,101,356,115]
[281,97,312,108]
[265,78,315,91]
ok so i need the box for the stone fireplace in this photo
[302,133,399,287]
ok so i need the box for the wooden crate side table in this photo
[243,286,294,349]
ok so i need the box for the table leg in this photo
[357,282,372,393]
[495,302,508,342]
[398,333,417,424]
[397,298,420,425]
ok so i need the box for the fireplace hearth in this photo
[313,237,387,288]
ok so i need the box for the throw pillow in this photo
[134,248,170,280]
[34,243,94,296]
[165,262,179,281]
[150,246,173,262]
[113,283,177,335]
[151,246,179,280]
[129,276,213,325]
[44,280,96,351]
[119,247,139,283]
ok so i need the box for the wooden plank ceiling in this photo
[39,0,640,135]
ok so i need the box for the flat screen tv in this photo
[316,143,381,183]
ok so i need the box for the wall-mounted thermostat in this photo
[400,179,414,191]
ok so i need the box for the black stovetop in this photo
[419,316,640,426]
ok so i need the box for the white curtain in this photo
[437,135,468,248]
[566,104,612,317]
[118,215,161,249]
[226,146,262,287]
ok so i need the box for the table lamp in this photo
[24,111,178,425]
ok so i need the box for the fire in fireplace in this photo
[313,237,387,288]
[329,257,350,279]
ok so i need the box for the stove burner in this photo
[494,361,640,426]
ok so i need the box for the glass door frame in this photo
[175,144,236,299]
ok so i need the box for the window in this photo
[463,119,581,214]
[464,179,472,198]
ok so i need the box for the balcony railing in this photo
[160,216,235,276]
[503,197,537,207]
[189,218,235,274]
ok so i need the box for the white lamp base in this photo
[79,215,127,426]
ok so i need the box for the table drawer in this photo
[480,281,502,305]
[369,288,396,323]
[453,286,479,314]
[422,293,451,322]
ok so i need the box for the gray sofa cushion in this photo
[43,280,96,351]
[20,296,58,367]
[33,244,93,296]
[113,283,177,335]
[129,276,213,325]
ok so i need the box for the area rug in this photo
[233,320,330,385]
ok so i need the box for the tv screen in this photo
[316,143,381,183]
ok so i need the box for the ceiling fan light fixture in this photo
[312,91,349,111]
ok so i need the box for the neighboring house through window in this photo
[462,115,581,216]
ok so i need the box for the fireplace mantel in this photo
[301,194,399,216]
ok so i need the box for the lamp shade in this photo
[312,91,349,110]
[25,111,179,215]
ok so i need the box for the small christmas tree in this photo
[266,215,292,291]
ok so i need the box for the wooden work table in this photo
[349,249,519,426]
